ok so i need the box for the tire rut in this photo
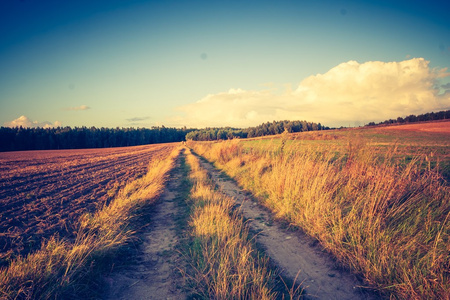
[103,158,186,300]
[198,157,379,300]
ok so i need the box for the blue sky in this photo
[1,0,449,128]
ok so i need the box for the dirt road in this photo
[198,156,377,300]
[103,151,378,299]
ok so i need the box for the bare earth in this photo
[103,158,186,300]
[0,144,175,263]
[198,157,378,300]
[378,120,450,133]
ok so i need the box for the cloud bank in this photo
[4,116,62,128]
[177,58,450,128]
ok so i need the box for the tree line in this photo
[185,120,329,141]
[4,109,447,151]
[365,110,450,127]
[0,120,329,151]
[0,126,192,152]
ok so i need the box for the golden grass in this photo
[189,139,450,299]
[183,148,276,299]
[0,147,181,300]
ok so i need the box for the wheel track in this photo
[196,155,379,300]
[104,153,186,300]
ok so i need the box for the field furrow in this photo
[0,144,177,266]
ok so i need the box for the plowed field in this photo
[379,120,450,133]
[0,143,177,266]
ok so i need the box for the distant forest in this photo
[0,126,192,152]
[1,109,448,151]
[0,120,328,151]
[365,110,450,126]
[185,120,329,141]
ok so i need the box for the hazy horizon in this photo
[1,0,450,129]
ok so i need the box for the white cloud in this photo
[291,58,450,125]
[64,105,90,111]
[178,88,290,128]
[176,58,450,128]
[4,116,62,128]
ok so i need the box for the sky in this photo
[1,0,449,129]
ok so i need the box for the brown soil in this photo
[0,144,176,265]
[376,120,450,133]
[103,158,186,300]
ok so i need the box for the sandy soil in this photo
[198,158,379,300]
[103,159,186,300]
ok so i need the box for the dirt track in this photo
[103,151,378,299]
[197,157,377,300]
[103,157,186,300]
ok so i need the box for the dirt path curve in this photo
[198,157,378,300]
[103,157,186,300]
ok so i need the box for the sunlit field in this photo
[2,0,450,298]
[244,121,450,180]
[188,121,450,299]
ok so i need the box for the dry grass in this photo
[0,147,181,300]
[189,139,450,299]
[183,148,276,299]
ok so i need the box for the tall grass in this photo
[0,147,181,299]
[189,139,450,299]
[183,148,276,299]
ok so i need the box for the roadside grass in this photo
[188,136,450,299]
[182,148,279,299]
[0,147,181,299]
